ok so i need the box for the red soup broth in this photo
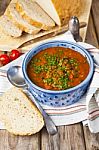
[27,47,89,91]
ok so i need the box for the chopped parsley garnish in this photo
[31,51,80,89]
[27,47,89,90]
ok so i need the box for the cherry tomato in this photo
[0,54,10,65]
[9,49,21,61]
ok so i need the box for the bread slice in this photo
[35,0,81,26]
[6,3,41,34]
[0,15,22,37]
[16,0,55,30]
[0,87,44,135]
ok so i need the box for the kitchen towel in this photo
[0,31,99,133]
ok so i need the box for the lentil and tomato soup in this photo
[27,47,89,90]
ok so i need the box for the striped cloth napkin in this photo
[0,31,99,133]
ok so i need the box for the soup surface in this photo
[27,47,89,90]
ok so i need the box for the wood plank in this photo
[85,13,98,48]
[48,131,60,150]
[83,126,99,150]
[0,130,40,150]
[41,124,86,150]
[41,127,60,150]
[83,1,99,149]
[41,128,50,150]
[91,0,99,46]
[0,0,10,15]
[58,124,86,150]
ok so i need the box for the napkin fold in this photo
[77,42,99,133]
[0,31,99,133]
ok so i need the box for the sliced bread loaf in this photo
[16,0,55,30]
[0,87,44,135]
[35,0,81,26]
[6,3,41,34]
[0,15,22,37]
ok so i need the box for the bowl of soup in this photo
[22,41,94,107]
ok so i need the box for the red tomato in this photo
[9,49,21,61]
[0,54,10,65]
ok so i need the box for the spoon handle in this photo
[69,16,82,42]
[26,89,57,135]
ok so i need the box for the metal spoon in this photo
[69,16,82,42]
[7,66,57,135]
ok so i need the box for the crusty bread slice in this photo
[6,3,41,34]
[0,15,22,37]
[35,0,81,26]
[16,0,55,30]
[0,87,44,135]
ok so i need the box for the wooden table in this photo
[0,0,99,149]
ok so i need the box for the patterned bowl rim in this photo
[22,41,94,94]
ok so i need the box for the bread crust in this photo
[0,87,44,136]
[16,1,55,30]
[0,15,22,37]
[6,4,40,34]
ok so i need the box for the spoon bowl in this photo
[7,66,27,88]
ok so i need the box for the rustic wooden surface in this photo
[0,0,99,150]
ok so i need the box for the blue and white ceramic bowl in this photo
[22,41,94,107]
